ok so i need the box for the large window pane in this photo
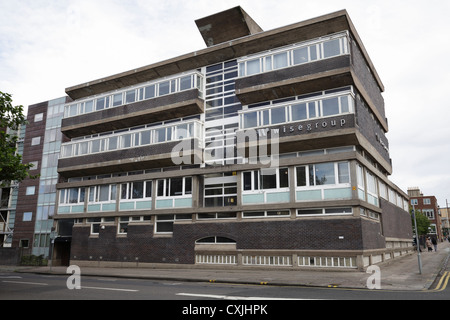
[132,181,144,199]
[99,185,110,202]
[125,90,136,104]
[261,170,277,189]
[293,47,309,65]
[247,59,260,76]
[145,181,153,198]
[180,76,192,91]
[68,188,79,204]
[273,52,288,69]
[243,172,252,190]
[144,85,155,99]
[291,103,307,121]
[271,107,286,124]
[141,130,151,145]
[323,39,341,58]
[338,162,350,184]
[113,93,123,106]
[159,81,170,96]
[170,177,183,196]
[322,97,340,117]
[312,163,336,185]
[296,166,307,187]
[279,168,289,188]
[243,112,258,128]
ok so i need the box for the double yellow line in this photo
[431,271,450,292]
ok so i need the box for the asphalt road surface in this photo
[1,270,449,302]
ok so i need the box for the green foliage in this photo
[410,208,431,236]
[20,254,48,266]
[0,91,38,186]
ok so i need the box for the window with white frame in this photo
[297,207,352,216]
[121,181,152,200]
[204,173,237,207]
[243,168,289,191]
[64,71,203,118]
[156,177,192,198]
[26,186,36,196]
[238,32,349,78]
[154,214,191,234]
[87,217,114,235]
[243,210,290,218]
[88,184,116,203]
[59,187,85,204]
[240,92,354,129]
[423,209,435,219]
[423,198,431,205]
[31,137,41,146]
[118,216,151,234]
[296,162,349,187]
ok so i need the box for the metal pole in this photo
[412,204,423,274]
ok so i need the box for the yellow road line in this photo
[432,271,449,292]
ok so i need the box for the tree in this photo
[0,91,37,186]
[411,208,431,236]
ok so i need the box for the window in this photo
[238,33,349,78]
[23,212,33,221]
[31,137,41,146]
[118,216,151,234]
[296,162,350,187]
[197,212,236,220]
[121,181,152,200]
[155,214,191,234]
[96,96,109,110]
[34,113,43,122]
[125,90,136,104]
[423,198,431,205]
[297,207,352,216]
[243,210,290,218]
[87,218,101,234]
[26,186,36,195]
[59,187,85,204]
[88,185,116,203]
[243,168,289,191]
[204,173,237,207]
[112,93,123,107]
[323,39,341,58]
[196,236,236,244]
[157,177,192,197]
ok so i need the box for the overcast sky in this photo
[1,0,449,207]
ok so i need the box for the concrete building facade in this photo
[53,7,413,269]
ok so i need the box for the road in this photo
[1,270,449,302]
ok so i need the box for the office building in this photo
[53,7,413,269]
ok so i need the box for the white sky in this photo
[1,0,450,207]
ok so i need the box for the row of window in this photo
[78,207,354,235]
[59,177,193,205]
[238,32,349,77]
[60,120,201,158]
[59,162,349,207]
[242,162,350,192]
[64,72,203,118]
[240,93,353,129]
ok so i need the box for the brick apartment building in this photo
[50,7,413,270]
[408,187,443,240]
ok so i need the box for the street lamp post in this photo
[412,204,423,275]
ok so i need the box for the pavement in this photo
[3,241,450,291]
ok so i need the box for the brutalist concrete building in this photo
[53,7,413,270]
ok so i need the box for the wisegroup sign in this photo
[171,115,353,168]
